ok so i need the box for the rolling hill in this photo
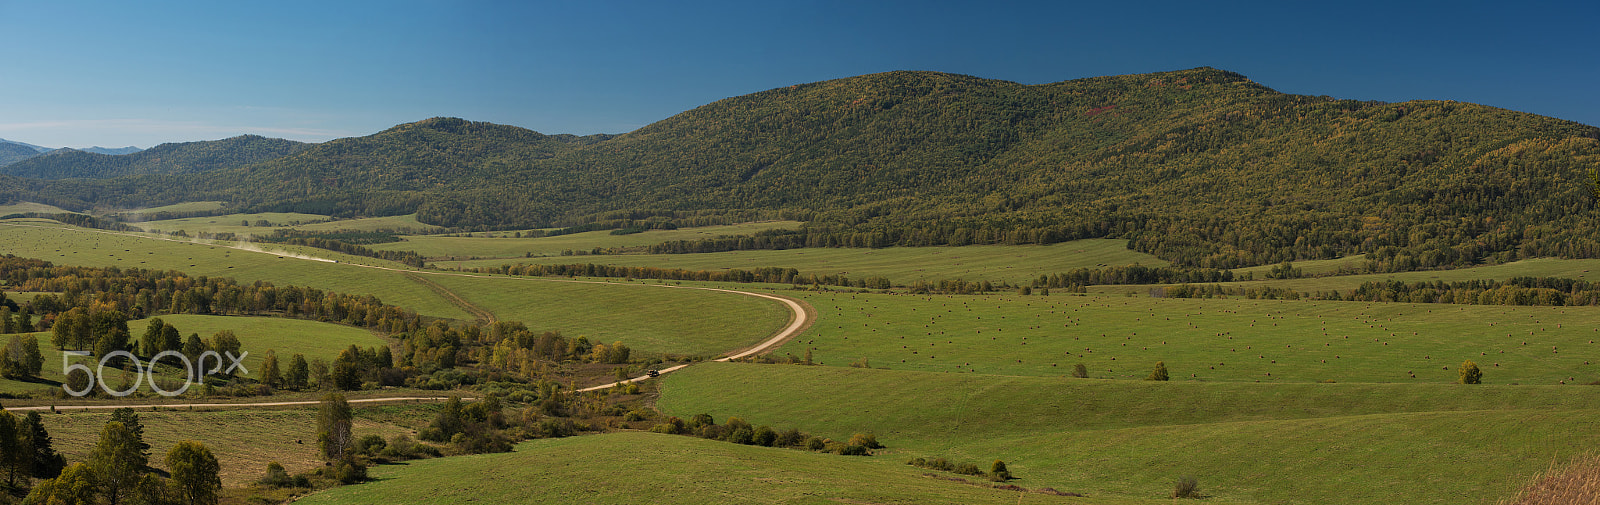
[0,134,307,179]
[6,67,1599,268]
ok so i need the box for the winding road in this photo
[1,219,816,408]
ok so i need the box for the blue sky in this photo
[2,0,1596,148]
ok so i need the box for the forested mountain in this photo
[5,67,1600,268]
[0,141,43,166]
[79,146,143,155]
[0,135,306,179]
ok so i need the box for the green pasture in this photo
[0,201,78,215]
[1211,257,1600,294]
[371,220,804,259]
[658,362,1600,505]
[0,315,388,393]
[0,219,470,319]
[442,238,1166,285]
[114,201,227,215]
[0,220,798,357]
[771,291,1600,384]
[422,275,792,357]
[297,431,1170,505]
[34,403,434,486]
[133,212,442,236]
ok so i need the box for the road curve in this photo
[0,220,816,399]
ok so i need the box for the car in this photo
[646,370,660,378]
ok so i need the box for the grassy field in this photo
[0,219,471,319]
[114,201,227,215]
[440,238,1167,285]
[296,431,1175,505]
[0,201,79,215]
[371,220,805,259]
[658,362,1600,505]
[0,315,389,393]
[0,220,798,356]
[35,402,436,486]
[133,212,443,236]
[422,276,793,356]
[768,290,1600,384]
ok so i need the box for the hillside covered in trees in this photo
[0,135,309,179]
[3,67,1599,268]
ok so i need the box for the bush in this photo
[837,444,869,456]
[1072,363,1089,378]
[622,409,648,422]
[847,432,884,449]
[1147,361,1169,381]
[1459,359,1483,384]
[805,437,826,451]
[954,462,982,476]
[775,427,804,448]
[354,434,387,455]
[258,462,297,488]
[1173,476,1201,499]
[729,427,755,445]
[989,460,1012,481]
[753,426,777,447]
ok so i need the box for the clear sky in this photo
[2,0,1596,149]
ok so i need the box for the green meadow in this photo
[37,403,436,486]
[0,201,79,215]
[771,291,1600,384]
[441,238,1166,285]
[296,431,1174,505]
[0,315,388,393]
[133,212,443,236]
[0,219,797,356]
[420,275,792,356]
[658,362,1600,505]
[371,220,805,259]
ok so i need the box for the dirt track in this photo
[0,220,816,404]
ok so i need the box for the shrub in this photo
[354,434,387,455]
[1173,476,1201,499]
[728,427,755,445]
[805,437,826,451]
[847,432,883,449]
[1147,361,1169,381]
[1460,359,1483,384]
[775,427,804,448]
[837,444,869,456]
[1072,363,1089,378]
[725,417,752,433]
[622,409,648,422]
[258,462,294,488]
[954,462,982,476]
[689,413,714,428]
[753,426,777,447]
[989,460,1012,481]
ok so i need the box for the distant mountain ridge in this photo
[0,135,306,179]
[5,67,1600,268]
[79,146,143,155]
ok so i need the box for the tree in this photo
[260,349,282,388]
[1147,361,1169,381]
[286,353,310,390]
[1459,359,1483,384]
[0,410,21,487]
[24,462,98,505]
[23,411,66,479]
[90,421,146,505]
[331,348,363,390]
[109,408,151,461]
[166,441,221,505]
[139,318,166,357]
[317,394,353,462]
[182,334,206,362]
